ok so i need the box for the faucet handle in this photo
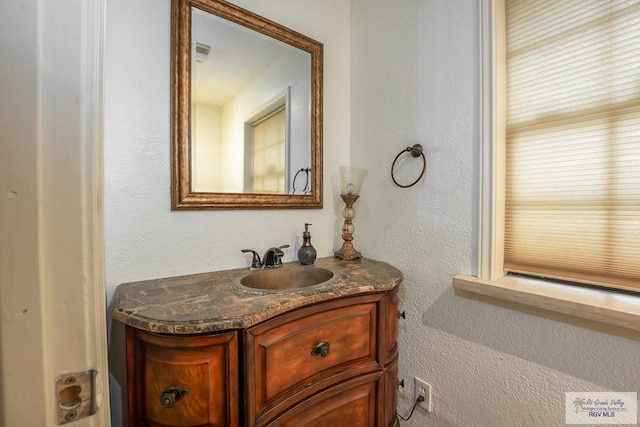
[241,249,262,270]
[273,245,289,267]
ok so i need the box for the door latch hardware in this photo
[55,370,97,424]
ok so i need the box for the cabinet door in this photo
[265,372,384,427]
[383,288,399,365]
[383,357,399,427]
[127,328,239,427]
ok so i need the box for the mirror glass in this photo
[171,0,323,209]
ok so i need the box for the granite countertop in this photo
[113,257,403,334]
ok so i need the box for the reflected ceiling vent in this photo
[195,43,210,63]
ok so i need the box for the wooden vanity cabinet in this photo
[126,289,399,427]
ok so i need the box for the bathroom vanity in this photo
[113,257,402,427]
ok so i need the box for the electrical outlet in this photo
[414,377,432,412]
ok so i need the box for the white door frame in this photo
[0,0,111,425]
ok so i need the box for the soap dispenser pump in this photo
[298,223,317,265]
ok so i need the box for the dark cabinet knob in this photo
[311,342,330,357]
[160,386,189,408]
[397,310,406,319]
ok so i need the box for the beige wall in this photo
[350,0,640,426]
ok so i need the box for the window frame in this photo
[452,0,640,333]
[242,90,290,194]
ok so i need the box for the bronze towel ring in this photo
[391,144,426,188]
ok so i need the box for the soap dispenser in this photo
[298,223,317,265]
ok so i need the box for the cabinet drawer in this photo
[127,328,239,427]
[246,298,380,421]
[265,372,383,427]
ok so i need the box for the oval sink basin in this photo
[239,265,335,292]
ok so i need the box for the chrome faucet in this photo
[241,245,289,270]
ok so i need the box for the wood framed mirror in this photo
[171,0,323,209]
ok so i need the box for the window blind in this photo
[252,107,286,194]
[504,0,640,291]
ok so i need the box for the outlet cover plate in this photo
[414,377,432,412]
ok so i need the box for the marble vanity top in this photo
[113,257,402,334]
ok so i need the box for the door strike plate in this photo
[55,370,97,424]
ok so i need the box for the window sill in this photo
[452,274,640,333]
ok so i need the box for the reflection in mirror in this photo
[191,9,311,195]
[171,0,323,209]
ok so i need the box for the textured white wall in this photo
[351,1,640,426]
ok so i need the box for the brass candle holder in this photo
[334,167,367,260]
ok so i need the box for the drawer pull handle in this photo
[160,386,189,408]
[311,342,330,357]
